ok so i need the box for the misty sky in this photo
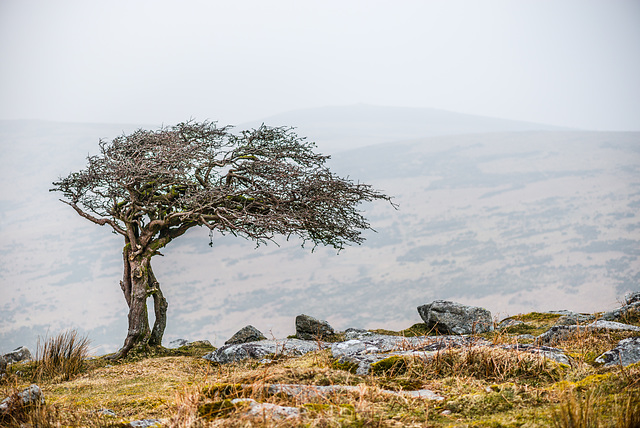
[1,0,639,131]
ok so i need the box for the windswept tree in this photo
[52,121,393,359]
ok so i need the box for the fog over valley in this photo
[1,106,638,354]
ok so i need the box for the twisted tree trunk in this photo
[110,244,168,359]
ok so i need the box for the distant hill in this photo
[0,110,636,355]
[240,104,573,153]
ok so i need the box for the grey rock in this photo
[537,320,640,345]
[595,337,640,367]
[497,318,524,330]
[418,300,493,335]
[167,339,190,348]
[0,384,45,415]
[516,334,536,341]
[231,398,301,420]
[587,320,640,331]
[344,328,373,340]
[3,346,32,364]
[295,314,335,340]
[97,408,116,417]
[332,334,489,375]
[125,419,162,427]
[545,310,578,316]
[225,325,267,345]
[555,313,596,326]
[501,344,571,365]
[536,326,578,345]
[601,301,640,322]
[625,291,640,305]
[203,339,326,364]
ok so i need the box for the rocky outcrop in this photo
[625,291,640,306]
[554,313,596,326]
[203,339,327,364]
[536,320,640,345]
[595,337,640,367]
[225,325,267,345]
[295,314,335,340]
[417,300,493,335]
[0,384,44,417]
[333,334,488,375]
[330,333,570,374]
[600,301,640,323]
[2,346,32,364]
[599,292,640,323]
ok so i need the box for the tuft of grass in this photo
[552,389,599,428]
[33,330,91,382]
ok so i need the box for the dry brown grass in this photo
[2,316,639,427]
[33,330,91,382]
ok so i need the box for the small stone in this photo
[0,384,45,415]
[595,337,640,367]
[625,291,640,305]
[418,300,493,335]
[167,339,190,348]
[232,398,300,420]
[225,325,267,345]
[344,328,373,340]
[3,346,33,364]
[125,419,162,427]
[295,314,335,340]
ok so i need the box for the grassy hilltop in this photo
[2,311,639,427]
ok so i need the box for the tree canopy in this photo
[53,121,391,252]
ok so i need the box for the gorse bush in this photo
[33,330,91,381]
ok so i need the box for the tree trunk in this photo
[148,266,168,347]
[110,256,153,359]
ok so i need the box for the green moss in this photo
[370,355,409,375]
[502,323,544,336]
[332,359,359,374]
[202,383,246,399]
[198,399,239,420]
[512,312,562,324]
[369,323,435,337]
[149,240,166,251]
[303,402,356,415]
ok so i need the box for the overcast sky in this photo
[1,0,639,130]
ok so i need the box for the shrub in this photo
[33,330,91,381]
